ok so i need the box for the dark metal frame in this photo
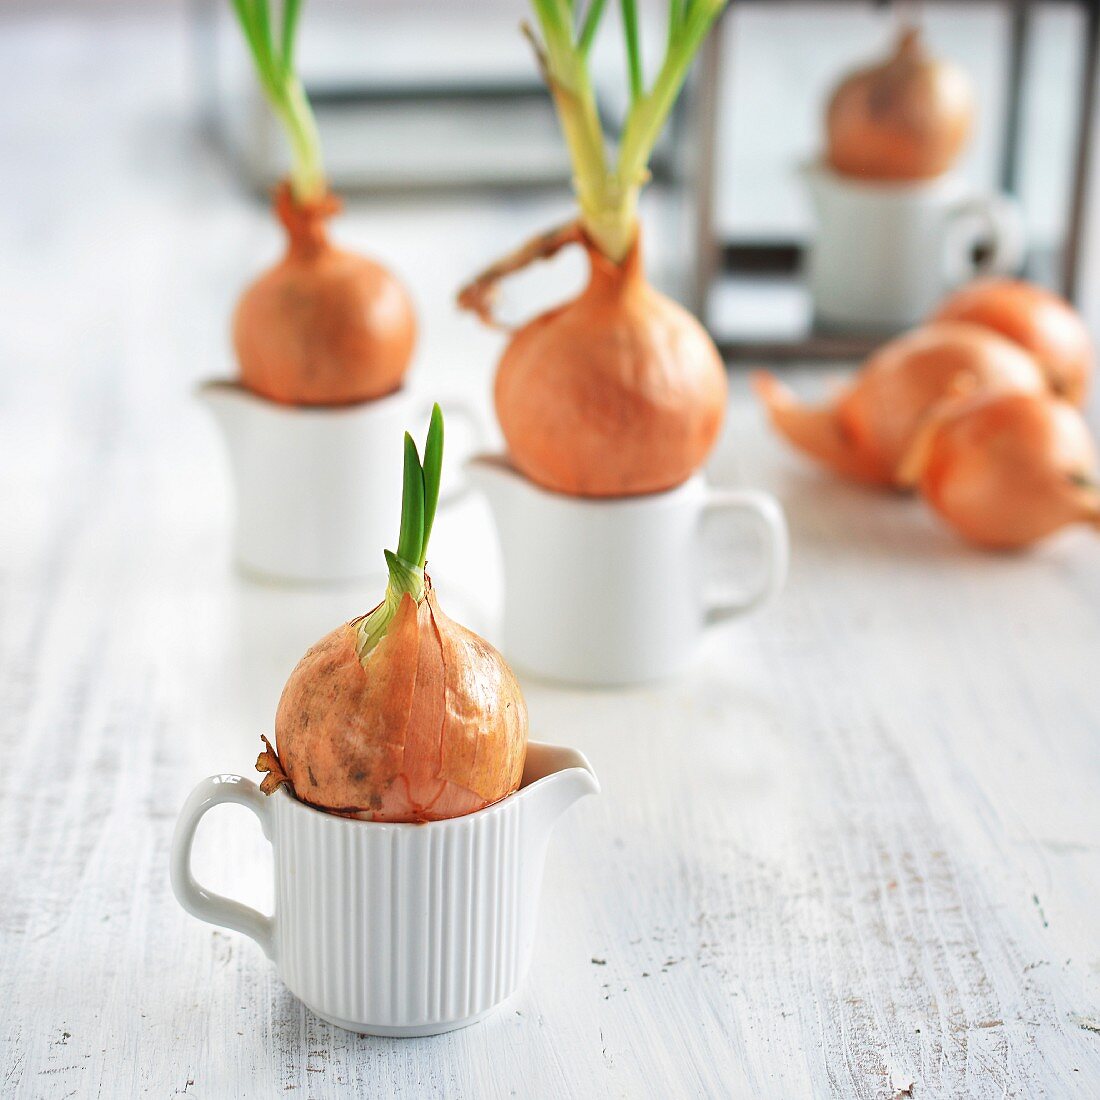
[690,0,1100,361]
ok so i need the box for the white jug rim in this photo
[196,378,411,422]
[268,739,598,831]
[800,158,966,199]
[467,453,703,510]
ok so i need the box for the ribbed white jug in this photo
[170,742,598,1036]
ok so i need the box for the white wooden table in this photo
[3,11,1099,1099]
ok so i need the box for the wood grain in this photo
[2,10,1099,1099]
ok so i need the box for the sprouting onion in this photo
[256,403,529,822]
[229,0,324,202]
[527,0,729,262]
[354,403,444,660]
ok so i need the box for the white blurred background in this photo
[4,0,1097,351]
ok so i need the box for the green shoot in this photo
[229,0,325,203]
[621,0,643,105]
[419,403,444,567]
[355,405,445,662]
[396,433,425,568]
[527,0,728,262]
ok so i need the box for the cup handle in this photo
[942,194,1025,286]
[169,774,276,960]
[701,489,789,626]
[414,399,487,508]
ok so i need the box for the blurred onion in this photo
[826,27,973,182]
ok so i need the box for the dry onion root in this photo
[753,322,1045,488]
[899,388,1100,548]
[932,279,1094,406]
[825,26,974,182]
[257,406,528,821]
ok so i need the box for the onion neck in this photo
[893,25,924,62]
[355,556,425,663]
[579,189,641,267]
[584,229,645,296]
[274,182,338,258]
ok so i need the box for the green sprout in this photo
[229,0,325,202]
[355,404,444,662]
[527,0,729,263]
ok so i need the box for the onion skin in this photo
[899,390,1100,548]
[754,322,1045,487]
[493,233,727,497]
[234,183,417,407]
[258,583,528,822]
[932,279,1093,405]
[826,27,973,182]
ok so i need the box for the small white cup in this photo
[198,384,482,584]
[468,458,789,686]
[170,742,598,1037]
[803,162,1025,331]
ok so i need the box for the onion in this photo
[460,226,727,497]
[899,389,1100,548]
[234,184,417,408]
[226,2,417,407]
[932,279,1093,405]
[257,407,528,820]
[754,322,1045,487]
[459,4,730,496]
[825,27,974,182]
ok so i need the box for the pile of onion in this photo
[899,388,1100,548]
[932,279,1093,405]
[229,0,416,407]
[825,26,974,182]
[258,407,528,821]
[753,322,1044,487]
[457,2,729,498]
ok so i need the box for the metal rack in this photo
[687,0,1100,361]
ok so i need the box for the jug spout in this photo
[520,742,600,834]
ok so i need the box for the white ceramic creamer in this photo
[469,457,789,686]
[803,162,1025,331]
[170,742,598,1036]
[199,383,481,583]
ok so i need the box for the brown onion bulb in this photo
[826,27,974,182]
[258,582,528,822]
[932,279,1093,405]
[234,183,417,407]
[460,225,727,498]
[899,389,1100,548]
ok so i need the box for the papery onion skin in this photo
[234,183,417,407]
[932,279,1093,405]
[826,27,974,182]
[752,372,888,486]
[900,390,1100,548]
[258,583,528,822]
[754,322,1045,487]
[493,233,727,497]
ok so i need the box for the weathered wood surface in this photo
[3,11,1099,1099]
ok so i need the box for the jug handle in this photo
[170,774,276,959]
[701,489,789,625]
